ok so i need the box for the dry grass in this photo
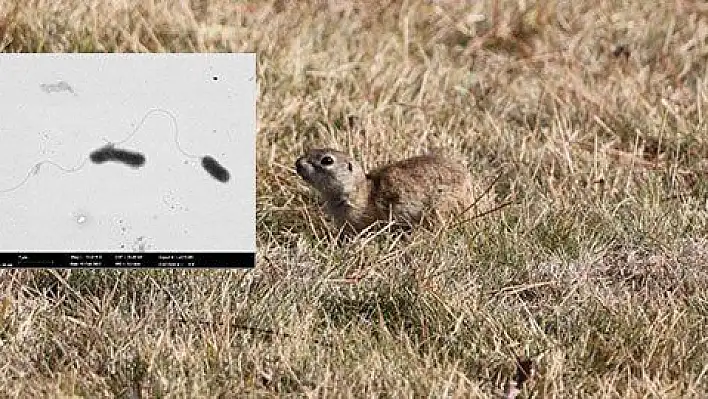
[1,0,708,397]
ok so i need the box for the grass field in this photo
[1,0,708,397]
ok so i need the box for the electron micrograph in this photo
[0,54,256,253]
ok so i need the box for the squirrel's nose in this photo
[295,157,308,177]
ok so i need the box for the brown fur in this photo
[295,148,490,234]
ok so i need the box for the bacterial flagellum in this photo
[0,107,233,194]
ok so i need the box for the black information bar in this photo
[0,252,255,268]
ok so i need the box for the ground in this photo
[0,0,707,397]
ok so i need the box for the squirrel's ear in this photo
[347,162,353,172]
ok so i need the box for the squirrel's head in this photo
[295,148,365,199]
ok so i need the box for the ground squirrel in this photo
[295,147,490,234]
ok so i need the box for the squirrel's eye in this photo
[320,155,334,166]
